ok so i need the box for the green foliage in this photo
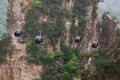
[95,57,110,74]
[41,21,64,44]
[89,49,120,80]
[59,72,72,80]
[40,66,57,80]
[38,42,82,80]
[40,41,82,79]
[92,5,98,20]
[24,0,102,80]
[91,52,100,58]
[73,6,87,17]
[23,0,65,45]
[26,41,32,51]
[70,0,88,37]
[54,51,63,60]
[0,58,7,63]
[33,0,42,8]
[41,0,62,4]
[117,29,120,47]
[26,41,38,54]
[64,54,79,70]
[0,33,10,63]
[27,49,49,64]
[80,69,91,80]
[50,52,55,60]
[117,38,120,47]
[57,60,80,80]
[23,8,41,39]
[87,0,93,5]
[0,33,10,54]
[27,41,48,64]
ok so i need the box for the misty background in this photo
[98,0,120,21]
[0,0,8,38]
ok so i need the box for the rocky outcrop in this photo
[62,1,100,54]
[0,0,42,80]
[80,4,99,53]
[1,0,116,80]
[101,13,117,48]
[62,0,74,9]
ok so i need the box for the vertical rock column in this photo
[80,4,99,54]
[7,0,42,80]
[102,13,117,48]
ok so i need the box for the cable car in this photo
[35,36,43,44]
[14,30,22,37]
[75,36,81,43]
[91,41,98,48]
[35,31,43,44]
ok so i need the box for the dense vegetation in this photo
[23,0,65,45]
[23,0,99,43]
[0,33,10,63]
[23,0,120,80]
[0,0,119,80]
[78,47,120,80]
[27,40,83,80]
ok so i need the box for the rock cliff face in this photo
[101,13,117,48]
[0,0,42,80]
[0,0,118,80]
[80,4,99,53]
[48,0,100,54]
